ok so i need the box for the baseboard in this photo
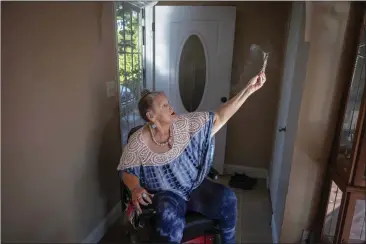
[82,201,122,244]
[271,214,279,244]
[224,164,268,180]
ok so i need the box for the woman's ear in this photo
[146,111,154,121]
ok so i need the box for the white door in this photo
[154,6,236,173]
[269,2,304,212]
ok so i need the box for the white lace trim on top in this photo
[117,112,210,169]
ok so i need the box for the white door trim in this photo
[144,4,156,91]
[269,2,310,241]
[271,214,279,243]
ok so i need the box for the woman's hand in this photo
[242,72,266,96]
[131,186,154,214]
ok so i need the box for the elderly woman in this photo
[117,72,266,243]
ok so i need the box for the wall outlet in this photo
[106,81,117,98]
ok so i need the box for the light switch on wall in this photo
[106,81,117,98]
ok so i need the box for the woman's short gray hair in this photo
[138,89,161,122]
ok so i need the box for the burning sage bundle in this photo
[232,44,270,94]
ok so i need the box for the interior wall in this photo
[280,2,351,242]
[1,2,121,242]
[157,1,291,169]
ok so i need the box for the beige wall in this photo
[158,1,291,169]
[280,2,351,242]
[2,2,121,242]
[226,2,290,169]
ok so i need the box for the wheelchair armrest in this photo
[207,167,219,180]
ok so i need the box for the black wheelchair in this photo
[119,125,222,244]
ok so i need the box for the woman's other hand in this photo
[131,186,154,214]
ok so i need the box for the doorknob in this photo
[278,127,287,132]
[221,97,227,103]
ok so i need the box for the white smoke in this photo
[232,44,270,94]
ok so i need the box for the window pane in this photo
[323,181,344,243]
[337,20,366,175]
[349,199,366,243]
[116,3,144,145]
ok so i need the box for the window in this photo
[116,2,145,145]
[315,6,366,244]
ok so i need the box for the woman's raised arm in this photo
[212,72,266,136]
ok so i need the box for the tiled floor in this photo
[219,176,273,243]
[99,176,273,243]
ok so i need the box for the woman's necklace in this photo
[149,124,173,148]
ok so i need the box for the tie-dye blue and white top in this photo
[117,112,216,201]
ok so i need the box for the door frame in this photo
[144,2,157,91]
[268,3,310,242]
[269,1,305,209]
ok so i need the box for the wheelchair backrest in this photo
[127,125,144,141]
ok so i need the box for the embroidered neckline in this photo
[118,112,210,169]
[137,121,177,156]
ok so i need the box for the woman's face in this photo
[148,93,177,126]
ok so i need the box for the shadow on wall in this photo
[73,104,122,240]
[98,106,122,208]
[72,90,124,238]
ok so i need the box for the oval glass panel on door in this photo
[178,35,206,113]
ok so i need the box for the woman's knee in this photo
[156,206,185,242]
[153,192,186,243]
